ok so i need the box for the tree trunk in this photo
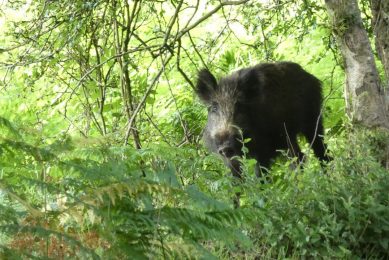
[325,0,389,168]
[372,0,389,85]
[371,0,389,169]
[325,0,389,130]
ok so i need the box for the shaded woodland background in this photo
[1,0,389,259]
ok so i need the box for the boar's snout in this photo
[214,131,242,159]
[218,146,235,158]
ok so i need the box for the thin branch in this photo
[177,39,195,90]
[165,68,191,143]
[145,112,172,146]
[175,0,249,40]
[163,0,184,46]
[65,45,160,106]
[188,32,207,69]
[124,52,173,145]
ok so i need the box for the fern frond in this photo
[0,117,22,139]
[0,182,43,218]
[1,224,99,259]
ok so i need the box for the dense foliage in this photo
[1,0,388,259]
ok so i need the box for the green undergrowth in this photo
[1,117,389,259]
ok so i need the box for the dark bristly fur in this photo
[196,62,330,178]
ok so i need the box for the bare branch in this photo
[124,52,173,145]
[175,0,249,40]
[177,39,195,90]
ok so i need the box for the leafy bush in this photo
[1,1,388,258]
[237,129,389,259]
[1,117,389,259]
[0,117,252,259]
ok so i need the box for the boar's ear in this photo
[196,69,217,104]
[238,69,262,99]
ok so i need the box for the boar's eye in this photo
[209,102,219,113]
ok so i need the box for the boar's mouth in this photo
[216,139,244,177]
[222,154,242,178]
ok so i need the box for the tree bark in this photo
[372,0,389,85]
[325,0,389,130]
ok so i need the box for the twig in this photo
[177,39,195,90]
[145,112,172,146]
[175,0,249,40]
[165,68,191,144]
[124,52,173,145]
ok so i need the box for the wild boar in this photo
[196,62,329,178]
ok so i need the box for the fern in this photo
[4,114,388,259]
[0,117,22,139]
[0,118,249,258]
